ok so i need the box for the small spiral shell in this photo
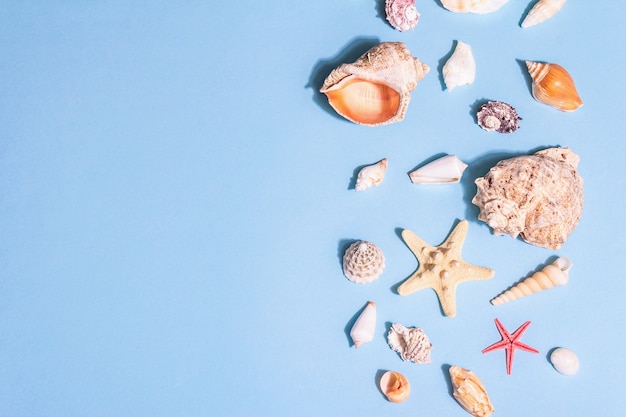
[490,257,572,305]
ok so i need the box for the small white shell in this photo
[355,158,388,191]
[350,301,376,348]
[443,41,476,91]
[387,323,432,364]
[521,0,566,28]
[409,155,468,184]
[342,240,386,284]
[550,347,579,375]
[441,0,509,14]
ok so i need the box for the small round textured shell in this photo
[476,100,522,133]
[385,0,420,32]
[387,323,432,363]
[472,148,584,249]
[342,241,385,283]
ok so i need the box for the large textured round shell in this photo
[342,241,386,283]
[320,42,429,126]
[472,147,584,249]
[476,100,522,133]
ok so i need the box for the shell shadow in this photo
[375,369,390,400]
[546,346,559,367]
[441,363,453,397]
[518,0,539,27]
[337,239,358,271]
[469,98,491,125]
[343,301,372,348]
[437,40,457,91]
[516,58,534,96]
[374,0,393,29]
[306,37,381,122]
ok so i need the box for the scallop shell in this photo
[550,347,579,375]
[320,42,429,126]
[408,154,468,184]
[385,0,420,31]
[440,0,509,14]
[521,0,566,28]
[342,241,386,283]
[355,158,387,191]
[526,61,583,112]
[476,100,522,133]
[350,301,376,348]
[449,366,494,417]
[491,257,572,305]
[387,323,432,364]
[472,147,584,249]
[379,371,411,403]
[443,41,476,91]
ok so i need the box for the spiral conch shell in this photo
[491,257,572,305]
[355,158,387,191]
[526,61,583,111]
[472,147,584,249]
[449,366,494,417]
[441,0,509,14]
[320,42,429,126]
[443,41,476,91]
[385,0,420,32]
[350,301,376,348]
[342,241,386,283]
[387,323,432,364]
[379,371,411,402]
[521,0,566,28]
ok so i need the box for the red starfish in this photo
[482,318,539,375]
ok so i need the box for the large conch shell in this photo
[409,154,468,184]
[342,240,386,283]
[320,42,429,126]
[443,41,476,91]
[472,147,584,249]
[387,323,432,364]
[350,301,376,348]
[440,0,509,14]
[526,61,583,111]
[449,366,494,417]
[379,371,411,402]
[355,158,387,191]
[385,0,420,31]
[521,0,566,28]
[491,257,572,305]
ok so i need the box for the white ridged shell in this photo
[443,41,476,91]
[521,0,566,28]
[387,323,432,364]
[342,241,385,284]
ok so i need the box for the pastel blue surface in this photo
[1,1,624,416]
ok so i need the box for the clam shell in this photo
[342,241,386,283]
[387,323,432,364]
[472,147,584,249]
[379,371,411,402]
[320,42,429,126]
[526,61,583,112]
[443,41,476,91]
[521,0,567,28]
[355,158,388,191]
[550,347,579,375]
[350,301,376,348]
[449,366,494,417]
[409,154,468,184]
[441,0,509,14]
[476,100,522,133]
[385,0,420,31]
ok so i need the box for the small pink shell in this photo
[385,0,420,32]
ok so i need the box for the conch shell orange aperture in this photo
[320,42,429,126]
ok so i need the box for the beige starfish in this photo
[397,219,494,318]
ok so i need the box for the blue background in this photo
[1,1,624,416]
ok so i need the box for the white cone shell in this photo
[409,155,468,184]
[443,41,476,91]
[350,301,376,348]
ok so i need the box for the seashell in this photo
[342,241,386,284]
[409,154,468,184]
[449,366,495,417]
[491,257,572,305]
[525,60,583,112]
[476,100,522,133]
[550,347,579,375]
[385,0,420,31]
[379,371,411,402]
[320,42,429,126]
[472,147,584,249]
[440,0,509,14]
[355,158,388,191]
[443,41,476,91]
[350,301,376,348]
[521,0,567,28]
[387,322,432,364]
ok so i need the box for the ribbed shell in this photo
[385,0,420,31]
[387,323,432,364]
[449,366,494,417]
[342,241,385,283]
